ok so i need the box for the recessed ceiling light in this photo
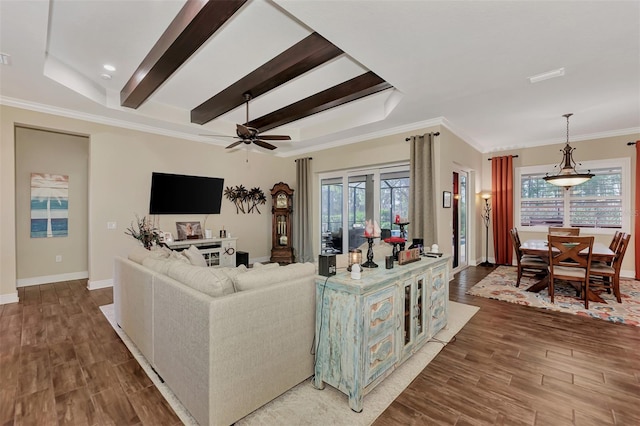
[0,53,11,66]
[100,73,112,80]
[528,67,565,83]
[103,64,116,72]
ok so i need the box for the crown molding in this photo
[278,117,449,157]
[0,96,207,144]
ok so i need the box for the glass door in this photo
[452,169,469,272]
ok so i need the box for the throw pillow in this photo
[214,265,248,292]
[182,245,207,267]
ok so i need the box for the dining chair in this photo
[547,235,594,308]
[548,227,580,236]
[590,233,630,303]
[509,228,547,287]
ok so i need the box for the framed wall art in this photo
[176,221,202,240]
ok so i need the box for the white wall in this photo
[1,105,295,298]
[15,126,89,285]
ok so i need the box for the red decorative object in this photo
[384,237,406,244]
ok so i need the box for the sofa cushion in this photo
[128,246,170,265]
[235,262,315,291]
[166,262,235,297]
[183,245,207,267]
[142,255,188,275]
[252,262,280,269]
[213,265,248,292]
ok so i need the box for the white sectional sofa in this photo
[113,247,316,426]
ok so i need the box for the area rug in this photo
[467,265,640,326]
[100,301,479,425]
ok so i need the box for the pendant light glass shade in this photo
[543,113,593,189]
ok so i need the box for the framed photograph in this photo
[443,191,452,208]
[176,221,202,240]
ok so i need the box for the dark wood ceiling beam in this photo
[245,71,393,132]
[120,0,248,109]
[190,32,343,125]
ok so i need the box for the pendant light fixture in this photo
[543,113,593,189]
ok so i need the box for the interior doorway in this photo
[451,169,468,272]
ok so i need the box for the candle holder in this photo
[347,249,362,272]
[361,237,378,268]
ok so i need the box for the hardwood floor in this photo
[1,267,639,425]
[0,280,181,426]
[375,266,640,426]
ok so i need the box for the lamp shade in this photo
[543,114,593,189]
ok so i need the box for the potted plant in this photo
[125,215,161,250]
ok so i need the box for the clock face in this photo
[276,193,287,208]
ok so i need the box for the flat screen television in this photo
[149,172,224,214]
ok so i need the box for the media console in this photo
[164,237,237,267]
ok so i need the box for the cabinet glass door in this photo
[402,279,412,348]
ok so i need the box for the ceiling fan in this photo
[201,93,291,150]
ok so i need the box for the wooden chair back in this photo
[547,235,593,268]
[547,235,594,307]
[509,228,522,257]
[548,227,580,236]
[609,231,623,251]
[612,233,631,270]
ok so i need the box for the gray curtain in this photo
[409,133,437,246]
[294,157,314,263]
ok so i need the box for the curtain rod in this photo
[488,155,519,161]
[627,141,637,145]
[404,132,440,141]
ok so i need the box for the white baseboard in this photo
[17,271,89,287]
[87,279,113,290]
[0,292,19,305]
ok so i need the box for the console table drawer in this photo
[365,286,396,337]
[365,328,396,386]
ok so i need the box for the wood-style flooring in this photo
[1,267,639,425]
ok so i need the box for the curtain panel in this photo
[633,141,640,280]
[294,157,314,263]
[491,155,514,265]
[409,133,437,246]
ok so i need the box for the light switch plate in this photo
[107,222,117,230]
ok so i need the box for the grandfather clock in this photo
[270,182,294,264]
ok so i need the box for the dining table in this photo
[520,239,615,303]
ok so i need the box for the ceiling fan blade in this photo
[253,140,277,150]
[199,134,239,139]
[226,140,244,149]
[257,134,291,141]
[236,124,253,139]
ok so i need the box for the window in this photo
[517,158,630,233]
[320,165,409,253]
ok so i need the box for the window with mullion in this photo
[518,161,626,231]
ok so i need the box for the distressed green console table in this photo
[313,256,449,412]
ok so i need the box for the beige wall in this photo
[309,125,484,266]
[1,105,295,299]
[15,126,89,283]
[481,133,638,276]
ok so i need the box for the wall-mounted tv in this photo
[149,172,224,215]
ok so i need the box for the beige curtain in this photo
[293,157,314,263]
[409,133,437,246]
